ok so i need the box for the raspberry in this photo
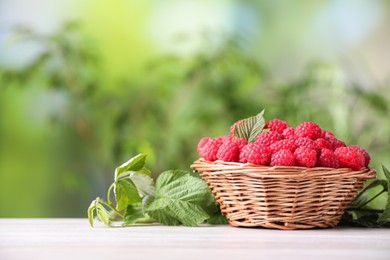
[282,127,295,139]
[217,141,240,162]
[233,137,247,150]
[270,139,297,153]
[334,147,365,170]
[256,131,282,147]
[239,143,272,165]
[295,121,322,140]
[315,138,333,150]
[229,120,243,136]
[217,135,232,143]
[325,136,346,151]
[321,130,334,139]
[270,149,296,166]
[294,147,317,168]
[197,137,211,156]
[295,137,319,152]
[198,138,223,161]
[265,119,289,134]
[317,148,339,168]
[348,145,371,167]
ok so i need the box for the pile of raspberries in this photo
[197,119,370,170]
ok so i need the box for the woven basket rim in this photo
[191,159,376,179]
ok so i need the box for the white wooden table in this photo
[0,219,389,260]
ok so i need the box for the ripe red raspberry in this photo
[348,145,371,167]
[295,137,319,152]
[198,138,223,161]
[282,127,295,139]
[270,149,296,166]
[217,141,240,162]
[256,131,282,147]
[270,139,297,153]
[197,137,211,155]
[233,137,247,150]
[239,143,272,165]
[321,130,334,139]
[317,148,339,168]
[229,120,243,136]
[334,147,365,170]
[265,119,289,134]
[295,121,322,140]
[325,136,346,151]
[315,138,333,150]
[217,135,232,143]
[294,147,317,168]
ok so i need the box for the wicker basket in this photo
[191,159,376,230]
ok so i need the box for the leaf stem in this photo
[346,208,384,214]
[99,197,124,219]
[103,201,125,219]
[107,182,115,206]
[354,189,386,209]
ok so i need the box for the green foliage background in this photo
[1,5,389,218]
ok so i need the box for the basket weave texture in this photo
[191,159,376,230]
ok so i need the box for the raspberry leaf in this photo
[114,179,141,210]
[115,153,147,181]
[123,204,154,225]
[378,165,390,222]
[87,197,111,227]
[234,110,265,143]
[145,170,214,226]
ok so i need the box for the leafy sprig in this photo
[340,165,390,227]
[88,154,227,227]
[88,154,390,228]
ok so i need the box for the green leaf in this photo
[348,179,387,209]
[138,167,152,177]
[123,204,148,225]
[234,110,265,143]
[87,198,98,227]
[96,203,110,225]
[127,171,155,197]
[378,165,390,222]
[339,213,390,228]
[115,154,147,180]
[207,211,229,225]
[114,179,141,210]
[145,170,213,226]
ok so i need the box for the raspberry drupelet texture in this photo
[348,145,371,167]
[317,148,340,168]
[334,147,365,170]
[233,137,248,150]
[295,137,319,152]
[217,135,232,143]
[197,137,210,155]
[265,119,289,134]
[270,149,296,166]
[324,136,346,151]
[198,138,223,161]
[282,127,295,139]
[321,130,334,139]
[295,121,322,140]
[315,138,333,150]
[270,139,297,153]
[256,131,283,147]
[217,141,240,162]
[294,147,318,168]
[239,143,272,165]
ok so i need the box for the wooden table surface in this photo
[0,218,389,260]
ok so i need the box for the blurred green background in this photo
[1,0,389,217]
